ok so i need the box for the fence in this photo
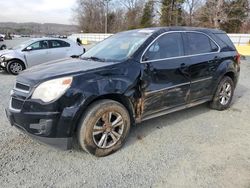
[227,34,250,46]
[69,33,250,45]
[68,33,113,43]
[68,33,250,56]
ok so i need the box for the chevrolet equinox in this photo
[6,27,240,157]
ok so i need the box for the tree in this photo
[184,0,201,26]
[160,0,185,26]
[220,0,249,33]
[140,0,155,27]
[74,0,106,33]
[119,0,146,29]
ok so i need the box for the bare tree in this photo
[184,0,201,25]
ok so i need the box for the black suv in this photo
[6,27,240,157]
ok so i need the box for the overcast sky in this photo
[0,0,77,24]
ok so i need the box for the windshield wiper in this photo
[81,56,105,62]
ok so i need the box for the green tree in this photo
[140,0,154,28]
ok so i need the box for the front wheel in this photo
[0,45,7,50]
[6,60,25,75]
[77,100,131,157]
[210,76,235,110]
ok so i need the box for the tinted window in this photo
[215,33,236,51]
[187,33,218,55]
[143,33,184,61]
[50,40,70,48]
[28,40,49,50]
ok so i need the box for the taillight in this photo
[236,53,241,64]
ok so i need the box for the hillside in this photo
[0,22,78,35]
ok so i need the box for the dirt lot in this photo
[0,57,250,188]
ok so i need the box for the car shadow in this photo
[124,103,210,149]
[0,70,9,75]
[232,83,248,104]
[124,83,248,149]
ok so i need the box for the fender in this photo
[66,60,142,136]
[211,57,238,95]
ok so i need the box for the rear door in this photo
[140,32,191,118]
[48,40,71,61]
[184,32,220,101]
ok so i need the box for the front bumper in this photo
[0,61,6,69]
[5,106,76,150]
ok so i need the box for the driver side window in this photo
[28,40,49,50]
[143,32,184,62]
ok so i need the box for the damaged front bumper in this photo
[5,107,73,150]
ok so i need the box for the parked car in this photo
[0,42,7,50]
[6,27,240,157]
[0,38,85,75]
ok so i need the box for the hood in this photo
[0,49,21,59]
[17,58,117,85]
[0,49,13,56]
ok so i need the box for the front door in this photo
[140,32,191,118]
[24,40,50,67]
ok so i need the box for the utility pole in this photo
[104,0,111,33]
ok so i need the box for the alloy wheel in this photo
[219,82,232,105]
[10,62,23,74]
[92,111,124,149]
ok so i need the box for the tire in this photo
[0,45,7,50]
[77,99,131,157]
[209,76,235,110]
[6,60,25,75]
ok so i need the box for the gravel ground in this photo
[0,56,250,188]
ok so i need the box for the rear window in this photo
[50,40,70,48]
[214,33,236,51]
[186,33,219,55]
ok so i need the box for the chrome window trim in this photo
[140,31,221,63]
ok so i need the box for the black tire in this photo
[6,60,25,75]
[209,76,235,110]
[77,99,131,157]
[0,45,7,50]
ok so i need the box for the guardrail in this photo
[68,33,113,43]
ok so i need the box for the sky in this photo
[0,0,77,24]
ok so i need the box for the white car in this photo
[0,38,85,75]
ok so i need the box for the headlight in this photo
[32,77,73,103]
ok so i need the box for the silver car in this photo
[0,38,85,75]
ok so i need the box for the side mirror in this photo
[24,46,32,51]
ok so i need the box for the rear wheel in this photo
[7,60,25,75]
[210,76,234,110]
[77,99,131,157]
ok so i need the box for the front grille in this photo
[15,82,30,92]
[11,98,24,110]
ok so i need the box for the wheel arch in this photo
[72,93,136,134]
[7,58,26,69]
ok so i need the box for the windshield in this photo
[81,31,151,62]
[12,39,36,50]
